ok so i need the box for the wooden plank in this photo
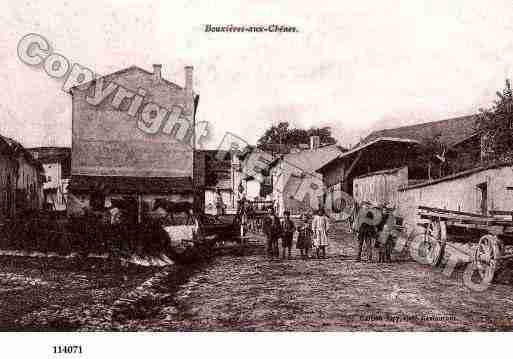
[343,150,363,181]
[419,214,512,230]
[444,221,487,230]
[418,219,511,234]
[419,212,493,223]
[418,205,489,218]
[489,210,513,222]
[418,209,511,224]
[489,210,513,215]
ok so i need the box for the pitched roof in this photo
[0,135,43,171]
[317,137,421,173]
[361,114,478,147]
[27,147,71,162]
[0,136,13,156]
[339,137,420,158]
[0,135,24,153]
[70,65,184,92]
[278,144,344,175]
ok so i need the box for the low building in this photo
[397,161,513,236]
[199,150,235,214]
[231,149,272,202]
[362,114,480,176]
[28,147,71,211]
[318,114,481,209]
[0,137,17,221]
[319,137,423,197]
[0,135,44,215]
[269,139,345,216]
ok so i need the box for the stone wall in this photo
[397,164,513,235]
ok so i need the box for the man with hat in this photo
[281,210,295,259]
[262,207,281,257]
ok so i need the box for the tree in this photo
[476,79,513,162]
[256,121,337,149]
[419,132,448,179]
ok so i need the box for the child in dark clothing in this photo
[281,211,295,259]
[296,213,313,259]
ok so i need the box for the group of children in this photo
[263,208,330,259]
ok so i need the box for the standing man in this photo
[109,204,122,226]
[238,195,248,237]
[215,188,225,217]
[281,211,295,259]
[263,207,281,257]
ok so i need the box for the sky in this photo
[1,0,512,149]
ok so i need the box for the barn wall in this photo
[353,167,408,207]
[16,155,44,211]
[397,165,513,234]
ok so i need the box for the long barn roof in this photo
[360,114,478,147]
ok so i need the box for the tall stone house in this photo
[67,64,198,222]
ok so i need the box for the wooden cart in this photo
[244,200,274,234]
[418,205,513,282]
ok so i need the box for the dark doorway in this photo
[90,192,106,211]
[477,182,488,215]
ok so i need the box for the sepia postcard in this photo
[1,0,513,357]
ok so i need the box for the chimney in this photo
[310,135,320,150]
[184,65,193,115]
[153,64,162,84]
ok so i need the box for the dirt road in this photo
[3,224,513,331]
[118,224,513,331]
[0,256,156,330]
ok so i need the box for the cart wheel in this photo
[423,220,446,266]
[473,234,503,283]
